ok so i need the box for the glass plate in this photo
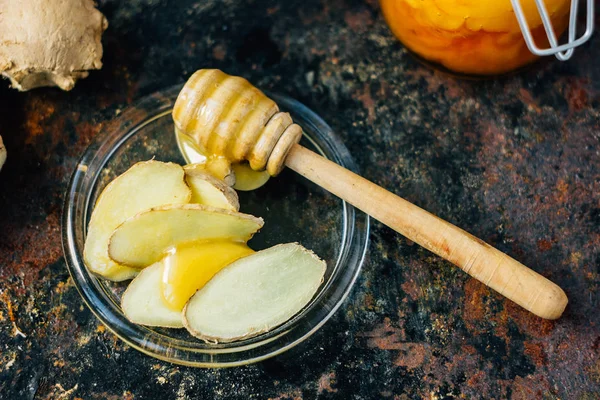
[62,85,369,367]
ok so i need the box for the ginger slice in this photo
[108,204,263,268]
[121,261,183,328]
[84,161,191,281]
[183,243,326,343]
[184,167,239,210]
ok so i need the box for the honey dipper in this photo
[173,69,568,320]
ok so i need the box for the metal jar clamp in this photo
[511,0,594,61]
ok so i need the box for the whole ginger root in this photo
[0,136,6,171]
[0,0,108,91]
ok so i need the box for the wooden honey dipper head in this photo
[173,69,303,176]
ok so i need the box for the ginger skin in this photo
[0,0,108,91]
[0,136,6,171]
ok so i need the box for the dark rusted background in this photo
[0,1,598,398]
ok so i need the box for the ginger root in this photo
[0,0,108,91]
[0,136,5,171]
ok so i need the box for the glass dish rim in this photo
[62,85,370,367]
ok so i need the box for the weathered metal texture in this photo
[0,0,598,398]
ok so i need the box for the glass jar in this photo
[380,0,571,75]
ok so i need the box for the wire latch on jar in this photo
[512,0,594,61]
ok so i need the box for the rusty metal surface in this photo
[0,0,598,398]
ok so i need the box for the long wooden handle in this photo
[285,144,567,320]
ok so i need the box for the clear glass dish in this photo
[62,85,370,367]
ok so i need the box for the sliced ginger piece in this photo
[162,241,255,311]
[84,160,191,281]
[108,204,263,268]
[121,261,183,328]
[184,166,239,211]
[183,243,326,343]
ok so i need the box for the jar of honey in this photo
[380,0,572,75]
